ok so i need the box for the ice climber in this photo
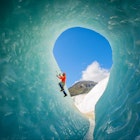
[57,73,67,97]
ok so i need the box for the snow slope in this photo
[73,76,109,113]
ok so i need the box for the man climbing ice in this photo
[57,73,67,97]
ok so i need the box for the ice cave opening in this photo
[53,27,112,88]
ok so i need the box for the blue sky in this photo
[53,27,112,88]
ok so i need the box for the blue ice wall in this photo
[0,0,140,140]
[0,1,90,140]
[93,1,140,140]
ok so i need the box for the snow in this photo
[73,76,109,113]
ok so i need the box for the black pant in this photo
[59,82,67,96]
[59,82,64,90]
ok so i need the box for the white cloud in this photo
[80,61,110,82]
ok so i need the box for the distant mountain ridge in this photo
[68,81,97,96]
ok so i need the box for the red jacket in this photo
[58,75,66,83]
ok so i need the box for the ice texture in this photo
[0,0,140,140]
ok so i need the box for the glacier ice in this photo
[0,0,140,140]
